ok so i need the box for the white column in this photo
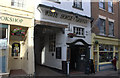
[28,26,35,75]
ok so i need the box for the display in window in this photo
[99,52,113,62]
[12,43,20,56]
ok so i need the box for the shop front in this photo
[0,13,34,75]
[92,33,119,72]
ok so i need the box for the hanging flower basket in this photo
[67,33,76,38]
[11,27,26,38]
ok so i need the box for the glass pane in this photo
[99,52,113,62]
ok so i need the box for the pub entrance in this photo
[70,45,86,72]
[68,39,91,73]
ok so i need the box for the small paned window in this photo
[99,0,105,9]
[108,21,114,36]
[99,18,106,35]
[108,0,113,13]
[73,27,84,36]
[73,0,82,9]
[49,34,56,52]
[11,0,24,8]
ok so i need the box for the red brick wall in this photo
[91,2,119,38]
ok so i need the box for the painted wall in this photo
[0,0,34,75]
[35,0,91,20]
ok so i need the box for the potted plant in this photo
[67,33,76,38]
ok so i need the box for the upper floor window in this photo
[108,21,114,36]
[99,0,105,9]
[47,0,60,4]
[73,27,84,36]
[49,34,56,52]
[11,0,24,8]
[73,0,83,10]
[108,0,113,13]
[98,18,106,35]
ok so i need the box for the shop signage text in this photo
[45,10,87,24]
[0,16,23,23]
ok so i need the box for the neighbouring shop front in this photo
[0,13,34,75]
[92,33,119,72]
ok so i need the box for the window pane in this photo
[99,52,113,62]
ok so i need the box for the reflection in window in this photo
[73,0,82,9]
[99,52,113,62]
[108,0,113,13]
[108,21,114,36]
[0,28,6,39]
[99,44,113,51]
[99,0,105,9]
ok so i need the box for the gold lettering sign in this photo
[45,10,88,24]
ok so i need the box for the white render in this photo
[35,0,91,70]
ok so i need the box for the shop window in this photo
[73,27,84,36]
[115,52,119,60]
[99,44,113,51]
[11,0,24,8]
[99,0,105,9]
[12,43,20,56]
[115,46,118,51]
[108,0,113,13]
[49,34,56,52]
[73,0,83,10]
[108,21,114,36]
[99,52,113,62]
[0,28,6,39]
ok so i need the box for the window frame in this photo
[11,0,24,8]
[73,0,83,10]
[99,0,105,9]
[108,21,114,36]
[47,0,61,4]
[49,34,56,52]
[73,27,85,37]
[108,0,113,13]
[99,18,106,35]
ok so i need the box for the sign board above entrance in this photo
[45,10,88,24]
[0,16,23,23]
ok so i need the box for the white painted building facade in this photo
[34,0,92,73]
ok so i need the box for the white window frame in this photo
[11,0,24,8]
[73,0,82,9]
[73,27,84,36]
[99,18,106,35]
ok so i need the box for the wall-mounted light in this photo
[50,7,56,13]
[51,8,55,13]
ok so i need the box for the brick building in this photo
[91,0,120,71]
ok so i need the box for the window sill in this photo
[99,7,106,11]
[75,35,85,38]
[98,33,106,36]
[72,6,83,11]
[47,0,61,4]
[108,35,115,38]
[108,11,114,14]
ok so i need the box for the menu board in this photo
[0,39,7,49]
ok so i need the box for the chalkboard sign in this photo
[56,47,61,59]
